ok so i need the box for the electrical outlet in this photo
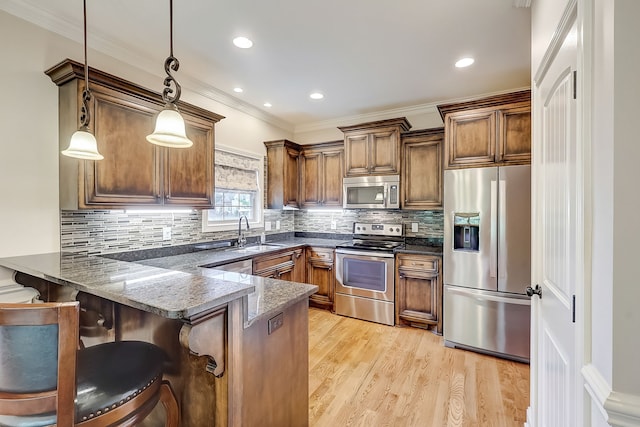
[331,220,337,230]
[162,226,172,241]
[276,220,281,230]
[268,312,284,335]
[265,221,272,231]
[411,222,419,232]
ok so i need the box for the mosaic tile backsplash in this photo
[61,208,443,255]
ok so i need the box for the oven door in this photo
[335,249,395,301]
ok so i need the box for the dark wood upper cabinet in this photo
[264,139,301,209]
[437,90,531,169]
[46,59,223,209]
[339,117,411,177]
[401,128,443,210]
[300,141,344,209]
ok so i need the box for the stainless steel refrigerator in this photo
[443,165,531,362]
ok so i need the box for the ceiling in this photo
[1,0,531,131]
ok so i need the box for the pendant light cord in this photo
[169,0,174,58]
[162,0,181,105]
[80,0,91,128]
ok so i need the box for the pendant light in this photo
[61,0,103,160]
[146,0,193,148]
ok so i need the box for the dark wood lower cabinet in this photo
[253,247,305,283]
[395,253,443,334]
[305,247,335,310]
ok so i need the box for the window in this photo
[202,147,264,232]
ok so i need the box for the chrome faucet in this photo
[238,215,250,247]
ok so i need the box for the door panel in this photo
[498,165,531,294]
[444,167,498,291]
[532,15,579,426]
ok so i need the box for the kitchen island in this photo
[0,248,318,427]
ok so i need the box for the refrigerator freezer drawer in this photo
[443,285,530,362]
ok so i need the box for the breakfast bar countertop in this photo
[0,247,318,327]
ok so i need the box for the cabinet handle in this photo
[328,267,332,271]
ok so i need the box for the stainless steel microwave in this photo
[343,175,400,209]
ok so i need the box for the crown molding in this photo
[294,86,531,134]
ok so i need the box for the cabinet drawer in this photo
[396,256,438,273]
[306,248,334,262]
[253,251,294,272]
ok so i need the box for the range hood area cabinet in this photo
[338,117,411,177]
[437,90,531,169]
[46,59,224,210]
[401,128,443,210]
[264,139,301,209]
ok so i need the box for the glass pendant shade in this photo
[146,106,193,148]
[62,127,104,160]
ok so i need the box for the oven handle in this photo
[335,249,395,259]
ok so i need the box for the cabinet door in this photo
[369,127,400,174]
[164,118,214,207]
[321,150,344,207]
[401,131,443,209]
[445,110,496,168]
[395,255,442,333]
[344,133,370,176]
[497,105,531,164]
[300,151,322,208]
[84,85,161,206]
[306,247,334,309]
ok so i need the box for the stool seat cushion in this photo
[0,340,166,426]
[75,341,165,422]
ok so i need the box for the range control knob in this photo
[356,226,361,231]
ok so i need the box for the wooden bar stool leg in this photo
[160,380,180,427]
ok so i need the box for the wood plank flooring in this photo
[308,308,529,427]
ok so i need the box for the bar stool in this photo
[0,302,180,426]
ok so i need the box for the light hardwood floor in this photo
[308,308,529,427]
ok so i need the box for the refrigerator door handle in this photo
[498,179,507,279]
[490,180,498,278]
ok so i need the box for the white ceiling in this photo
[1,0,531,131]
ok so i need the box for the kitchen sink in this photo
[232,244,285,253]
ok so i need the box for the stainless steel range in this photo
[335,222,404,326]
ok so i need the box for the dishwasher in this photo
[210,259,253,274]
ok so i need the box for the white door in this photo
[531,10,582,427]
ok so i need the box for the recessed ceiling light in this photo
[455,57,475,68]
[233,36,253,49]
[233,87,243,93]
[263,102,272,108]
[309,92,324,100]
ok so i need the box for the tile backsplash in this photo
[294,209,443,238]
[61,209,293,256]
[61,208,442,255]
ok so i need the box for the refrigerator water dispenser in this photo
[453,213,480,251]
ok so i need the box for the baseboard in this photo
[582,363,640,426]
[604,391,640,427]
[582,363,611,421]
[524,406,533,427]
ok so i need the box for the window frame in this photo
[202,146,264,233]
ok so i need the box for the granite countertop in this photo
[0,237,342,327]
[395,244,443,256]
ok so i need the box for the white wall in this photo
[610,0,640,398]
[0,10,292,266]
[0,11,60,261]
